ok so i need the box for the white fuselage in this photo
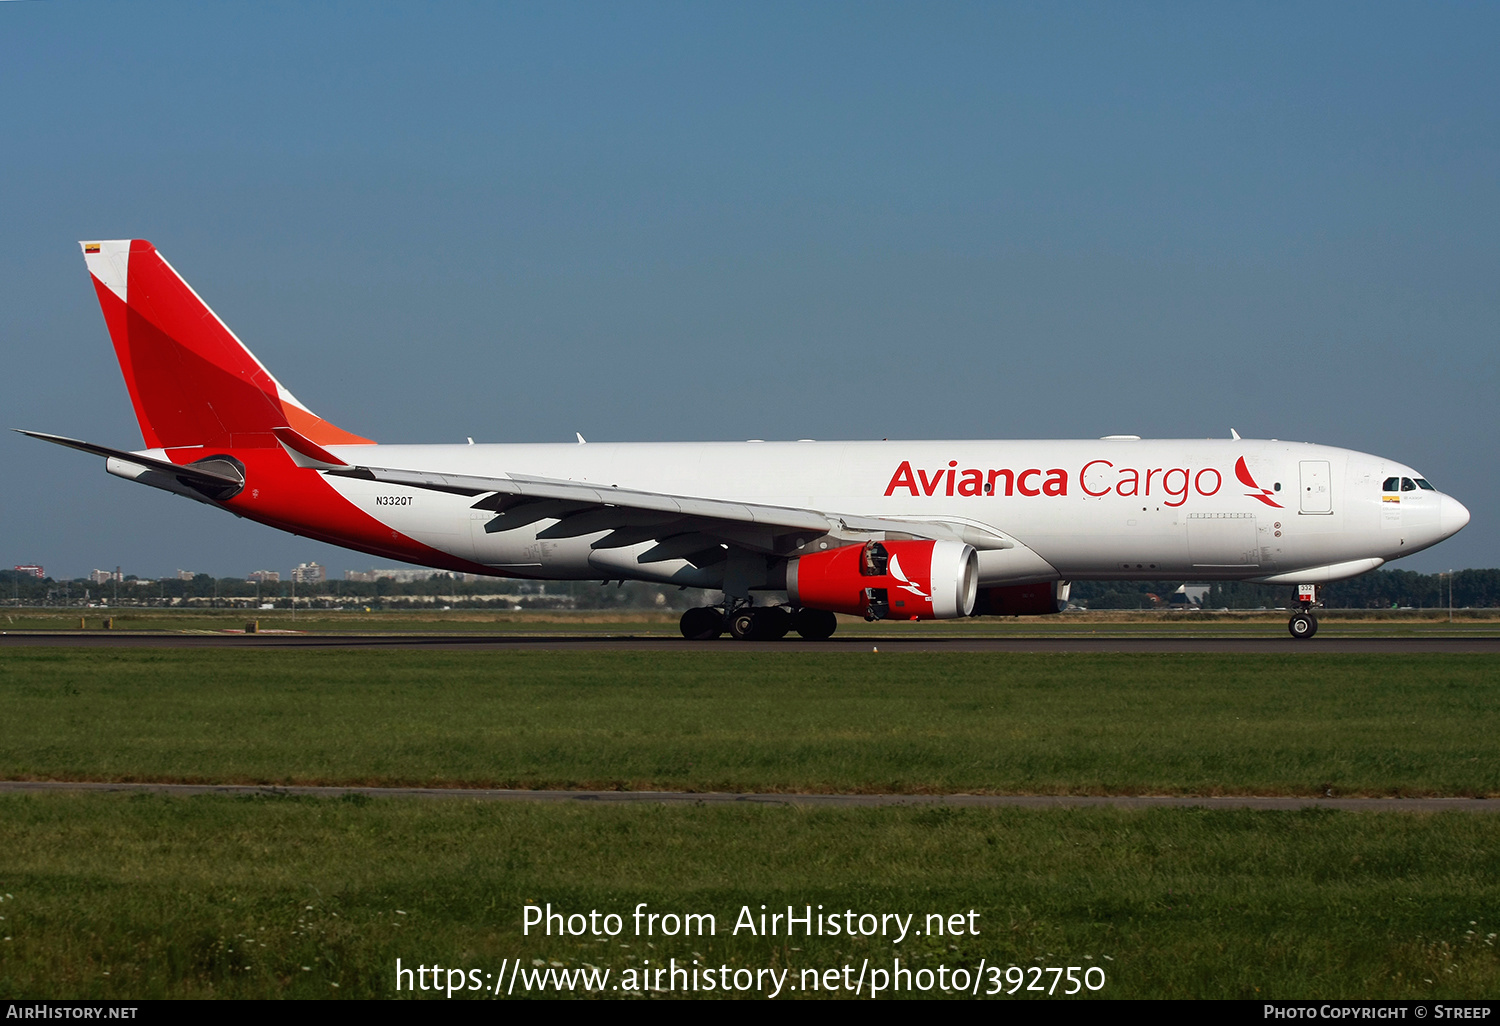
[311,437,1469,589]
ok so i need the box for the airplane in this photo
[20,239,1471,641]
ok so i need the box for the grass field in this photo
[0,794,1497,999]
[2,644,1497,1000]
[0,648,1496,796]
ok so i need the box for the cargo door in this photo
[1300,460,1332,514]
[1187,513,1260,568]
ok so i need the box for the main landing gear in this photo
[730,605,790,641]
[679,605,838,641]
[679,606,724,641]
[1288,584,1319,640]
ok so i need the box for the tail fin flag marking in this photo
[78,240,372,451]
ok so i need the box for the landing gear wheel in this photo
[1288,611,1318,639]
[729,609,761,640]
[793,608,838,640]
[758,606,791,641]
[680,606,723,641]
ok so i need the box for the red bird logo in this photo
[1235,456,1283,508]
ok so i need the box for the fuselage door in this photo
[1299,460,1332,514]
[1187,512,1260,568]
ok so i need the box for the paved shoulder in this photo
[2,780,1496,812]
[4,632,1500,653]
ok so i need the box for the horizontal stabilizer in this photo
[16,429,245,500]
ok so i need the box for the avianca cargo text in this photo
[885,458,1241,505]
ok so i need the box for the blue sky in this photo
[3,1,1496,579]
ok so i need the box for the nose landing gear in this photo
[1288,584,1319,640]
[1288,610,1318,639]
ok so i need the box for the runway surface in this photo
[3,631,1499,653]
[3,779,1496,811]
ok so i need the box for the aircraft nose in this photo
[1440,493,1471,535]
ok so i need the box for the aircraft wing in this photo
[23,424,1014,570]
[327,461,1013,563]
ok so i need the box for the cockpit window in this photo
[1401,478,1417,492]
[1415,478,1435,490]
[1383,477,1400,492]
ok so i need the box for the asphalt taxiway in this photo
[2,780,1495,811]
[2,632,1498,653]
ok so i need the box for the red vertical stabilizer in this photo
[80,239,372,451]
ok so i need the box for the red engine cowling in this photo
[970,581,1070,616]
[787,540,978,620]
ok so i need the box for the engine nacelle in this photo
[971,581,1071,616]
[787,540,978,620]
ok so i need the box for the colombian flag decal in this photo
[85,243,100,253]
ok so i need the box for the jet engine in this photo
[786,539,978,620]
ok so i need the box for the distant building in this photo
[88,568,124,585]
[345,567,452,583]
[291,562,327,584]
[247,570,281,584]
[1168,584,1211,608]
[13,565,45,579]
[176,570,196,581]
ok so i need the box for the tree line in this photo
[4,567,1497,611]
[0,569,710,610]
[1070,568,1500,610]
